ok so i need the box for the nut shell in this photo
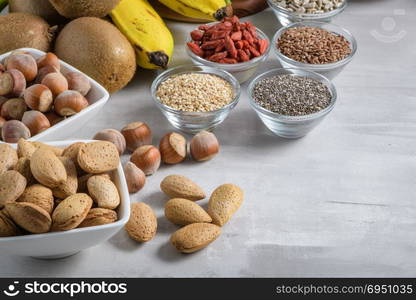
[165,198,212,226]
[160,175,205,201]
[17,138,37,158]
[125,202,157,242]
[0,210,19,237]
[30,147,67,188]
[170,223,221,253]
[5,202,51,234]
[18,184,54,214]
[79,208,117,228]
[207,184,244,226]
[52,156,78,199]
[87,175,120,209]
[0,170,27,208]
[77,141,120,174]
[0,143,18,173]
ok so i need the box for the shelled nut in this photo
[130,145,161,176]
[121,121,152,152]
[54,90,89,116]
[124,162,146,193]
[190,131,220,161]
[0,98,27,120]
[1,120,31,143]
[22,111,51,136]
[93,129,126,155]
[36,52,60,71]
[159,132,187,164]
[65,72,91,96]
[41,72,68,97]
[5,54,38,82]
[24,84,53,112]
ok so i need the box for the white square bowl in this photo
[0,48,110,143]
[0,140,130,259]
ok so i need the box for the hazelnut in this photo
[36,53,60,71]
[93,129,126,155]
[65,72,91,96]
[5,54,38,82]
[41,72,68,98]
[121,121,152,152]
[3,50,30,65]
[36,65,59,83]
[44,111,64,126]
[23,84,53,112]
[0,63,4,73]
[0,116,5,133]
[54,90,89,116]
[0,98,27,120]
[123,162,146,193]
[22,111,51,136]
[1,120,31,143]
[0,69,26,97]
[190,131,220,162]
[0,96,7,109]
[130,145,160,176]
[159,132,187,164]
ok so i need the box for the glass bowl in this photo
[151,65,241,134]
[272,21,357,79]
[267,0,347,26]
[186,25,271,84]
[248,68,337,139]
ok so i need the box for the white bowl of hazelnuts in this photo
[0,48,110,144]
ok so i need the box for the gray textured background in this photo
[1,0,415,277]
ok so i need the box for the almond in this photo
[208,184,244,226]
[31,141,64,156]
[160,175,205,201]
[30,147,67,188]
[79,208,118,228]
[0,143,18,173]
[0,170,27,208]
[0,210,19,237]
[5,202,51,234]
[52,156,78,199]
[125,203,157,242]
[165,198,212,225]
[18,184,54,214]
[17,138,36,158]
[62,142,85,174]
[51,193,93,231]
[77,141,120,174]
[87,175,120,209]
[170,223,221,253]
[77,173,111,193]
[13,157,36,185]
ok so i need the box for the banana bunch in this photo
[110,0,174,69]
[157,0,233,21]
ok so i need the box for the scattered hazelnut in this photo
[159,132,187,164]
[23,84,53,112]
[123,162,146,193]
[93,129,126,155]
[54,90,89,116]
[65,72,91,96]
[36,53,60,71]
[121,121,152,152]
[36,65,59,83]
[0,98,27,120]
[44,111,64,126]
[190,131,220,162]
[1,120,31,143]
[22,111,51,136]
[5,54,38,82]
[41,72,68,97]
[130,145,161,176]
[0,69,26,97]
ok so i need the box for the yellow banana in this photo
[110,0,174,69]
[157,0,233,21]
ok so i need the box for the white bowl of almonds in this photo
[0,140,129,259]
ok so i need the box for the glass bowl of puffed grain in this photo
[267,0,347,26]
[151,65,241,134]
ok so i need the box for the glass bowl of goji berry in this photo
[186,16,271,84]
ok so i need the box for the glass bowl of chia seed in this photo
[151,65,241,134]
[272,21,357,79]
[248,68,337,138]
[267,0,347,26]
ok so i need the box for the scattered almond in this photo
[18,184,54,214]
[160,175,205,201]
[165,198,212,226]
[125,203,157,242]
[170,223,221,253]
[208,184,244,226]
[5,202,51,234]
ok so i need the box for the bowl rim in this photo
[248,67,337,122]
[185,24,271,71]
[272,21,357,69]
[0,48,110,145]
[0,140,130,243]
[151,64,241,116]
[267,0,348,19]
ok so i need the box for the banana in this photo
[157,0,233,21]
[110,0,174,69]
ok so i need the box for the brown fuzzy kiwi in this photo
[54,17,136,94]
[9,0,67,25]
[0,13,55,55]
[49,0,121,18]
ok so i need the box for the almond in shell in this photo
[52,156,78,199]
[160,175,205,201]
[79,208,118,228]
[125,203,157,242]
[30,148,67,188]
[208,184,244,226]
[62,142,85,175]
[77,173,111,193]
[87,175,120,209]
[77,141,120,174]
[18,184,54,214]
[51,193,93,231]
[0,143,18,173]
[170,223,221,253]
[0,170,27,208]
[17,138,36,158]
[165,198,212,226]
[14,157,36,185]
[0,210,19,237]
[5,202,51,234]
[31,141,64,156]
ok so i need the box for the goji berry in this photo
[187,42,204,57]
[258,39,269,54]
[201,40,223,49]
[231,31,242,41]
[198,25,210,31]
[235,40,244,49]
[190,30,204,41]
[238,49,250,62]
[224,35,238,58]
[219,58,238,64]
[243,30,254,45]
[248,46,260,57]
[208,51,228,62]
[211,31,228,40]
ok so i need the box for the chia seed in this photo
[252,75,332,116]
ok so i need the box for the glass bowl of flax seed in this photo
[272,21,357,79]
[151,65,241,134]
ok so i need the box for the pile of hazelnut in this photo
[93,122,220,193]
[0,50,91,143]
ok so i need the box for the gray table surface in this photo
[1,0,415,277]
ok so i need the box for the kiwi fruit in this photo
[54,17,136,94]
[49,0,121,18]
[9,0,66,24]
[0,13,54,55]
